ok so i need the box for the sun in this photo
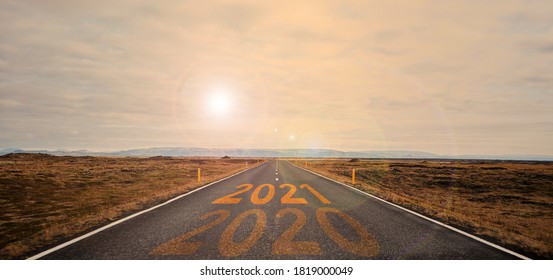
[208,88,232,116]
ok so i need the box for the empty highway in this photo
[32,160,522,259]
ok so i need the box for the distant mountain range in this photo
[1,147,552,161]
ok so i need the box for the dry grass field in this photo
[293,159,553,259]
[0,153,262,259]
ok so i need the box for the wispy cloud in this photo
[0,0,552,155]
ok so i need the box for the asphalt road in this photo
[37,160,519,259]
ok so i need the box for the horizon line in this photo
[1,146,552,159]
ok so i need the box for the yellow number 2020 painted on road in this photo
[272,208,321,255]
[317,207,379,257]
[150,208,379,257]
[150,209,230,256]
[212,183,331,205]
[219,209,266,257]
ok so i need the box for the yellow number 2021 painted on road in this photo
[211,184,253,204]
[212,183,331,205]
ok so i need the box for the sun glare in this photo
[208,89,232,116]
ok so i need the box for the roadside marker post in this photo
[352,169,356,185]
[198,168,201,182]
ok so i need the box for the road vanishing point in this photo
[31,160,524,260]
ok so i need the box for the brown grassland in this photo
[292,159,553,259]
[0,153,262,259]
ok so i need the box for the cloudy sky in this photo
[1,0,552,156]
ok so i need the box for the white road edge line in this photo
[27,161,269,260]
[288,161,531,260]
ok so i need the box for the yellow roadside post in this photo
[352,169,356,185]
[246,162,248,168]
[198,168,201,182]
